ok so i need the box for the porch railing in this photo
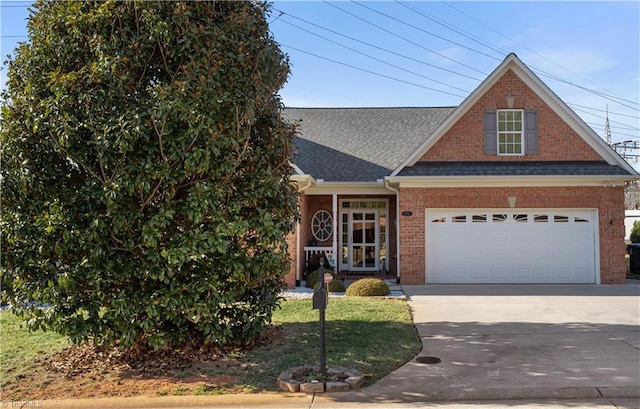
[304,246,334,270]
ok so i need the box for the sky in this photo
[1,1,639,147]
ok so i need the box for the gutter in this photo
[385,174,638,188]
[291,174,316,286]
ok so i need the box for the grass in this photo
[0,297,421,396]
[241,297,421,391]
[0,310,70,393]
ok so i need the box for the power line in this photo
[274,9,483,83]
[577,109,640,132]
[354,1,502,62]
[401,0,638,110]
[535,69,639,110]
[443,1,637,108]
[395,0,508,60]
[280,43,467,99]
[322,1,489,77]
[279,19,471,95]
[568,102,640,120]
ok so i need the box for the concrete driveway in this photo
[324,282,640,406]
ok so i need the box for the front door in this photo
[350,211,378,271]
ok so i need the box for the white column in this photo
[295,221,301,284]
[332,193,338,269]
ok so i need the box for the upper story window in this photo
[484,109,538,156]
[497,109,524,156]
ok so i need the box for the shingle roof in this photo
[397,161,633,177]
[283,107,456,182]
[283,107,636,182]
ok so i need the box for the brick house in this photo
[282,53,638,287]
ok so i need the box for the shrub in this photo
[305,253,333,275]
[346,278,390,297]
[631,220,640,243]
[314,279,346,293]
[0,1,297,351]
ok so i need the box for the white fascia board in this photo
[386,174,636,188]
[303,181,394,196]
[289,162,306,176]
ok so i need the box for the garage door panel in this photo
[426,209,597,284]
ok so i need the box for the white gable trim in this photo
[386,174,634,189]
[289,161,306,176]
[391,53,637,177]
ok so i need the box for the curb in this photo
[27,386,640,408]
[22,394,312,409]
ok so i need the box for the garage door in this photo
[426,209,598,284]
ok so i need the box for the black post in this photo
[318,262,326,378]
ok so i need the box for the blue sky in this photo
[2,1,639,144]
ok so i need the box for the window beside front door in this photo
[497,109,524,155]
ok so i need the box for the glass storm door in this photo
[350,211,378,271]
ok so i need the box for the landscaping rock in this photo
[300,381,324,393]
[277,365,365,393]
[328,366,347,376]
[277,371,292,381]
[345,375,365,389]
[278,378,300,393]
[290,366,307,378]
[344,368,363,378]
[325,381,350,392]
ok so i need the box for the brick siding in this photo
[419,70,602,162]
[398,186,626,285]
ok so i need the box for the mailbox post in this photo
[312,259,329,378]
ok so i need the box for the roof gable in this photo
[391,53,636,176]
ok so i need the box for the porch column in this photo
[295,220,301,286]
[332,193,338,269]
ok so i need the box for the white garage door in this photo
[426,209,598,284]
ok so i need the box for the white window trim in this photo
[311,210,333,242]
[497,109,525,156]
[338,199,389,272]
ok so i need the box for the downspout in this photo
[384,178,401,284]
[295,176,315,286]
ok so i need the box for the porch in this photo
[287,189,398,289]
[303,245,396,283]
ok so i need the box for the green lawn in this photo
[0,297,421,396]
[0,309,70,392]
[243,297,421,390]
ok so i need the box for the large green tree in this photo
[1,0,298,350]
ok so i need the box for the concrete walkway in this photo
[33,282,640,408]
